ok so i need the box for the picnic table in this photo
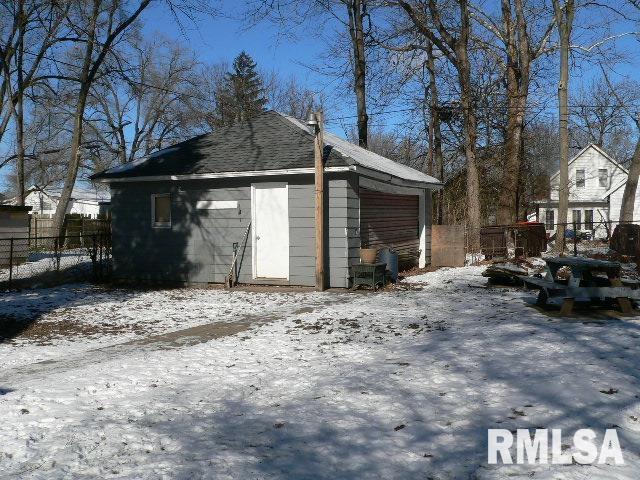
[519,256,640,315]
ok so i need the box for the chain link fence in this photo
[0,233,111,290]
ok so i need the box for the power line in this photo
[20,49,640,126]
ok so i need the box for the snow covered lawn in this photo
[1,267,640,479]
[0,250,92,283]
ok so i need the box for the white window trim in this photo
[575,169,586,188]
[545,209,555,231]
[151,193,171,228]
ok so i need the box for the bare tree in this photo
[264,74,326,120]
[570,79,634,160]
[600,74,640,223]
[52,0,152,237]
[348,0,370,146]
[0,0,70,203]
[393,0,481,247]
[246,0,373,147]
[423,39,444,223]
[473,0,555,224]
[614,1,640,221]
[87,37,202,167]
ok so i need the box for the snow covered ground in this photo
[1,267,640,479]
[0,250,93,283]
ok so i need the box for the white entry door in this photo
[252,183,289,279]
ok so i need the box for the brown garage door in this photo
[359,188,420,269]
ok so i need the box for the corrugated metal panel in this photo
[359,188,419,269]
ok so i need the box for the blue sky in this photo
[141,1,357,133]
[140,1,640,132]
[143,3,321,78]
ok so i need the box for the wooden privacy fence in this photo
[29,214,110,248]
[610,224,640,256]
[432,225,466,267]
[480,223,547,260]
[0,206,32,267]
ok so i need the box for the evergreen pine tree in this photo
[214,52,267,126]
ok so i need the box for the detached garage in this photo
[92,111,441,288]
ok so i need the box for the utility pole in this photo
[309,111,326,291]
[553,0,575,254]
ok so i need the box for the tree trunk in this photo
[51,2,99,238]
[52,0,150,237]
[347,0,368,148]
[15,0,25,206]
[554,0,575,253]
[53,85,91,236]
[497,93,527,225]
[15,92,25,206]
[495,0,531,225]
[456,1,481,250]
[619,137,640,222]
[426,39,444,225]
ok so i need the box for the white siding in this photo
[23,191,102,217]
[550,146,627,202]
[609,186,640,223]
[539,206,609,239]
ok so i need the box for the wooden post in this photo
[313,111,326,291]
[8,238,13,287]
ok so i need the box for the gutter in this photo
[92,164,443,190]
[91,166,352,183]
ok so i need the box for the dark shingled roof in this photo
[91,111,349,180]
[92,110,441,185]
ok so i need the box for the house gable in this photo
[549,144,628,202]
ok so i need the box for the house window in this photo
[545,209,555,230]
[572,209,582,230]
[42,202,52,211]
[598,168,608,188]
[585,209,594,230]
[151,194,171,228]
[576,169,585,188]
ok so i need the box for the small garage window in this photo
[151,194,171,228]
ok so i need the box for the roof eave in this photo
[92,166,354,183]
[91,164,443,189]
[353,165,442,190]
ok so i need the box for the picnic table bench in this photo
[519,257,640,315]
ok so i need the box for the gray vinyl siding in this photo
[346,175,360,278]
[110,173,354,288]
[286,175,354,287]
[423,192,433,265]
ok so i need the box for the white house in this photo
[535,144,636,239]
[6,185,110,218]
